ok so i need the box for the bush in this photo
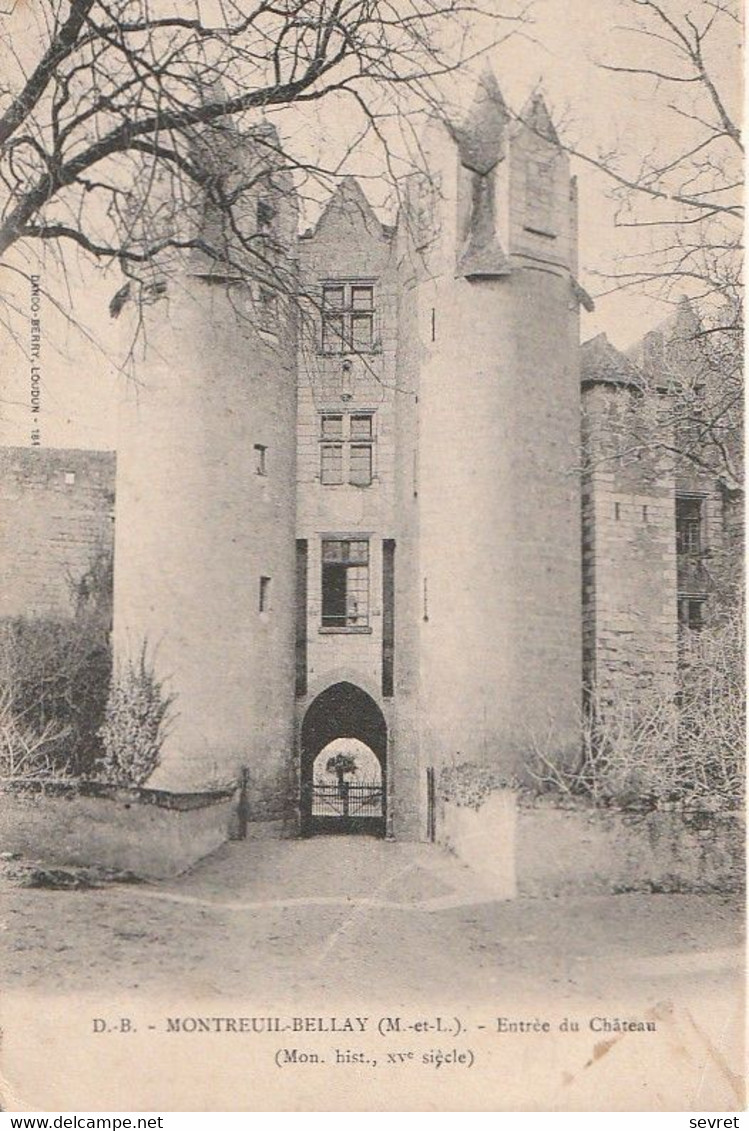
[0,612,111,778]
[528,608,745,810]
[440,762,516,810]
[97,645,174,786]
[673,608,745,803]
[0,546,113,780]
[0,685,71,780]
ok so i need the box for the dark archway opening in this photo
[300,682,386,836]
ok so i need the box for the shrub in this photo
[97,645,175,786]
[0,612,111,778]
[528,608,745,810]
[440,762,516,810]
[672,607,745,804]
[0,546,113,779]
[0,685,71,781]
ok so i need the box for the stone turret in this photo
[112,120,298,820]
[400,71,584,781]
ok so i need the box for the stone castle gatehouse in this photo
[1,73,737,847]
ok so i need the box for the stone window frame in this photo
[676,492,709,637]
[320,280,377,355]
[677,593,706,633]
[675,493,706,557]
[319,536,372,633]
[255,282,279,336]
[256,197,277,234]
[318,411,376,487]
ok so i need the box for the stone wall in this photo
[581,377,678,696]
[581,329,735,700]
[516,798,744,895]
[295,179,398,700]
[436,790,743,896]
[0,447,115,621]
[0,783,237,879]
[294,178,410,832]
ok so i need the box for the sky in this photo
[0,0,741,450]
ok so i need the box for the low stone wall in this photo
[439,791,517,899]
[517,799,745,896]
[437,790,743,897]
[0,782,237,878]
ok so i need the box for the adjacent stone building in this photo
[581,301,741,703]
[1,73,739,842]
[0,448,115,621]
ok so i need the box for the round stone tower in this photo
[404,75,585,780]
[112,122,298,821]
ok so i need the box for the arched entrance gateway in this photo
[300,682,386,836]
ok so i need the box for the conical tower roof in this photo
[581,333,643,388]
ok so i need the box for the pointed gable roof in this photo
[520,91,560,145]
[625,296,701,372]
[581,333,643,389]
[447,66,508,175]
[305,176,389,242]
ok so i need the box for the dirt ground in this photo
[1,837,743,1003]
[0,837,744,1111]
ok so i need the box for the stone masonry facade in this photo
[0,447,115,622]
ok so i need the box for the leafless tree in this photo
[0,0,528,325]
[574,0,741,304]
[555,0,742,498]
[581,295,743,501]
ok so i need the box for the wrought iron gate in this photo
[305,779,384,835]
